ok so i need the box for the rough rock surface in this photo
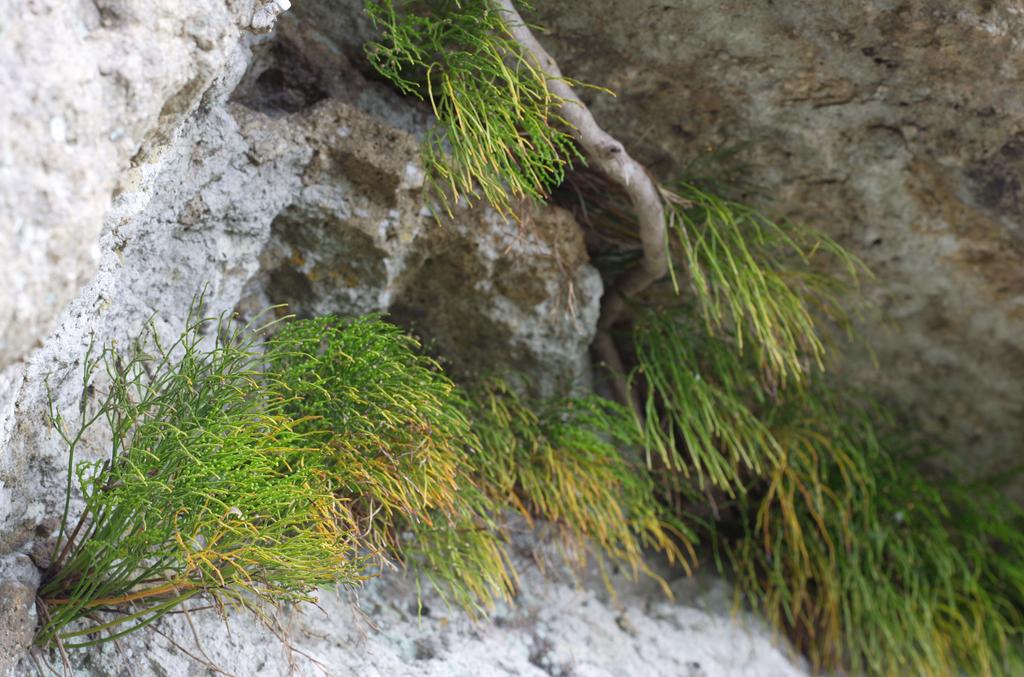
[13,547,806,676]
[532,0,1024,497]
[226,18,600,394]
[0,2,804,674]
[5,0,1022,673]
[0,555,38,671]
[0,0,279,372]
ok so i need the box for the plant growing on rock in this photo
[37,308,516,650]
[34,2,1023,674]
[589,171,1024,674]
[364,0,583,218]
[469,377,693,593]
[39,307,707,654]
[266,316,695,611]
[364,1,1024,674]
[725,389,1024,675]
[37,309,366,650]
[267,315,516,613]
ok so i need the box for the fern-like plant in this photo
[724,390,1024,675]
[37,309,366,649]
[637,187,1024,675]
[35,3,1024,671]
[364,0,583,217]
[268,315,517,613]
[632,308,780,493]
[269,315,479,549]
[662,182,863,385]
[469,377,693,594]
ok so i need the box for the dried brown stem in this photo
[45,579,197,608]
[592,331,641,414]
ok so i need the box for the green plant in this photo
[364,0,583,217]
[632,308,779,493]
[628,182,1024,675]
[469,378,693,593]
[269,315,478,552]
[663,182,862,385]
[552,155,1024,673]
[265,316,695,610]
[268,315,516,613]
[37,309,366,649]
[36,4,1024,673]
[620,181,862,492]
[723,390,1024,675]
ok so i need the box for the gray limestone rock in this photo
[0,2,803,674]
[7,0,1021,673]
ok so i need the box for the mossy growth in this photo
[363,0,583,217]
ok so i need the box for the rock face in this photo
[0,0,273,372]
[0,2,800,674]
[2,0,1021,673]
[533,0,1024,498]
[12,545,808,677]
[225,17,601,394]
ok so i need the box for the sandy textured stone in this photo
[0,555,39,671]
[231,30,602,395]
[11,542,806,677]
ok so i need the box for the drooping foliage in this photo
[364,0,583,217]
[268,315,516,613]
[36,3,1024,675]
[725,390,1024,675]
[662,182,862,384]
[469,378,693,592]
[38,312,691,646]
[632,309,779,492]
[630,187,1024,675]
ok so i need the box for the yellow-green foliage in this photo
[364,0,583,217]
[632,309,779,493]
[725,391,1024,675]
[37,312,366,649]
[400,489,516,615]
[37,191,1023,677]
[40,307,716,650]
[266,317,698,613]
[469,378,693,592]
[356,0,1024,666]
[269,316,476,551]
[634,181,1022,675]
[269,315,516,613]
[663,182,862,385]
[37,0,1021,667]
